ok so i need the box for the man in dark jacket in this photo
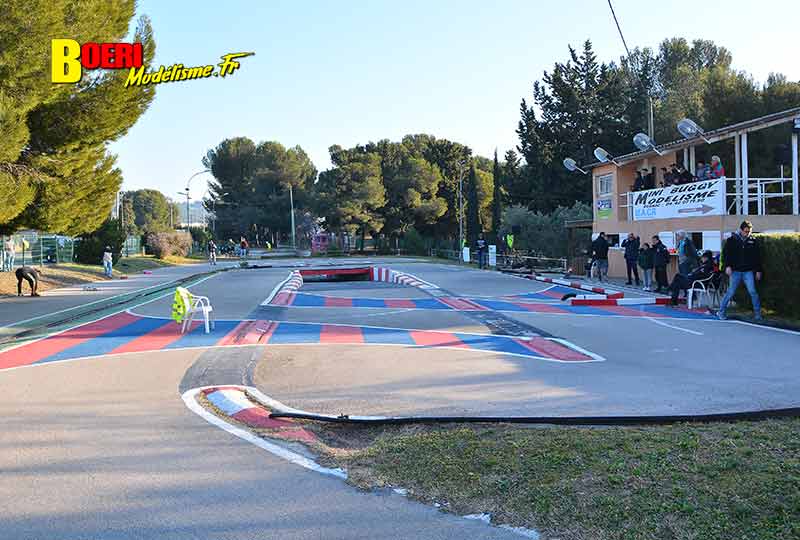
[668,251,714,305]
[475,233,487,269]
[717,221,762,320]
[651,235,670,293]
[16,266,41,297]
[633,172,645,192]
[591,232,610,282]
[621,233,640,286]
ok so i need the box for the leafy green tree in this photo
[315,147,385,240]
[203,138,317,244]
[0,2,156,234]
[124,189,174,234]
[383,156,447,234]
[499,202,591,258]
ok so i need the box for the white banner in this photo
[462,246,470,263]
[632,179,725,221]
[488,245,496,267]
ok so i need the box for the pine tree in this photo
[0,1,156,234]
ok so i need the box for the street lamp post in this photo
[457,160,467,261]
[289,183,296,250]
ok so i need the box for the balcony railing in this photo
[620,177,796,220]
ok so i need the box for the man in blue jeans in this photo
[718,221,762,320]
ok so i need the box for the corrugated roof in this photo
[583,106,800,169]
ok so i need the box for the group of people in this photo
[601,220,763,319]
[631,156,725,192]
[621,230,713,303]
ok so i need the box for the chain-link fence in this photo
[1,232,75,270]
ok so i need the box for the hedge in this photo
[733,233,800,318]
[145,231,191,259]
[74,218,126,264]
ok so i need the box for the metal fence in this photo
[1,232,76,269]
[431,248,567,271]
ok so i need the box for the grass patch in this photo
[728,306,800,330]
[312,420,800,540]
[0,262,113,296]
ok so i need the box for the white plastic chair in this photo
[687,274,721,310]
[176,286,214,334]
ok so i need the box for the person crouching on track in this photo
[667,251,714,306]
[16,266,42,297]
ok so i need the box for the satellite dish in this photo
[633,133,663,156]
[593,147,617,165]
[677,118,710,143]
[563,157,587,174]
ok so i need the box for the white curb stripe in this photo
[182,386,346,478]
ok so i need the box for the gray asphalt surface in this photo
[3,257,799,539]
[246,261,800,416]
[0,348,521,540]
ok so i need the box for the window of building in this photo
[596,173,613,197]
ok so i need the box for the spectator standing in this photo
[633,171,645,191]
[696,161,711,181]
[643,169,655,190]
[675,230,698,275]
[2,236,14,271]
[475,233,487,269]
[591,232,610,282]
[16,266,41,297]
[621,233,640,286]
[709,156,726,179]
[240,237,249,258]
[678,166,694,184]
[718,221,762,320]
[102,246,113,278]
[651,235,670,293]
[664,166,675,186]
[207,239,217,265]
[668,251,714,306]
[638,243,654,291]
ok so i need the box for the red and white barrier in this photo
[262,270,303,306]
[370,266,438,289]
[532,275,624,299]
[566,296,677,306]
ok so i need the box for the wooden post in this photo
[742,132,749,216]
[735,133,741,215]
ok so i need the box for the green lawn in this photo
[324,420,800,540]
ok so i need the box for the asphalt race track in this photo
[1,258,798,538]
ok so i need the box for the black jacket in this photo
[688,259,715,282]
[591,236,609,260]
[637,247,654,269]
[723,232,762,272]
[622,237,640,261]
[653,241,670,267]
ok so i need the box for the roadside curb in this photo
[183,384,542,539]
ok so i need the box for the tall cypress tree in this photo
[491,149,504,243]
[466,162,480,247]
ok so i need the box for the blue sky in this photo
[111,0,800,201]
